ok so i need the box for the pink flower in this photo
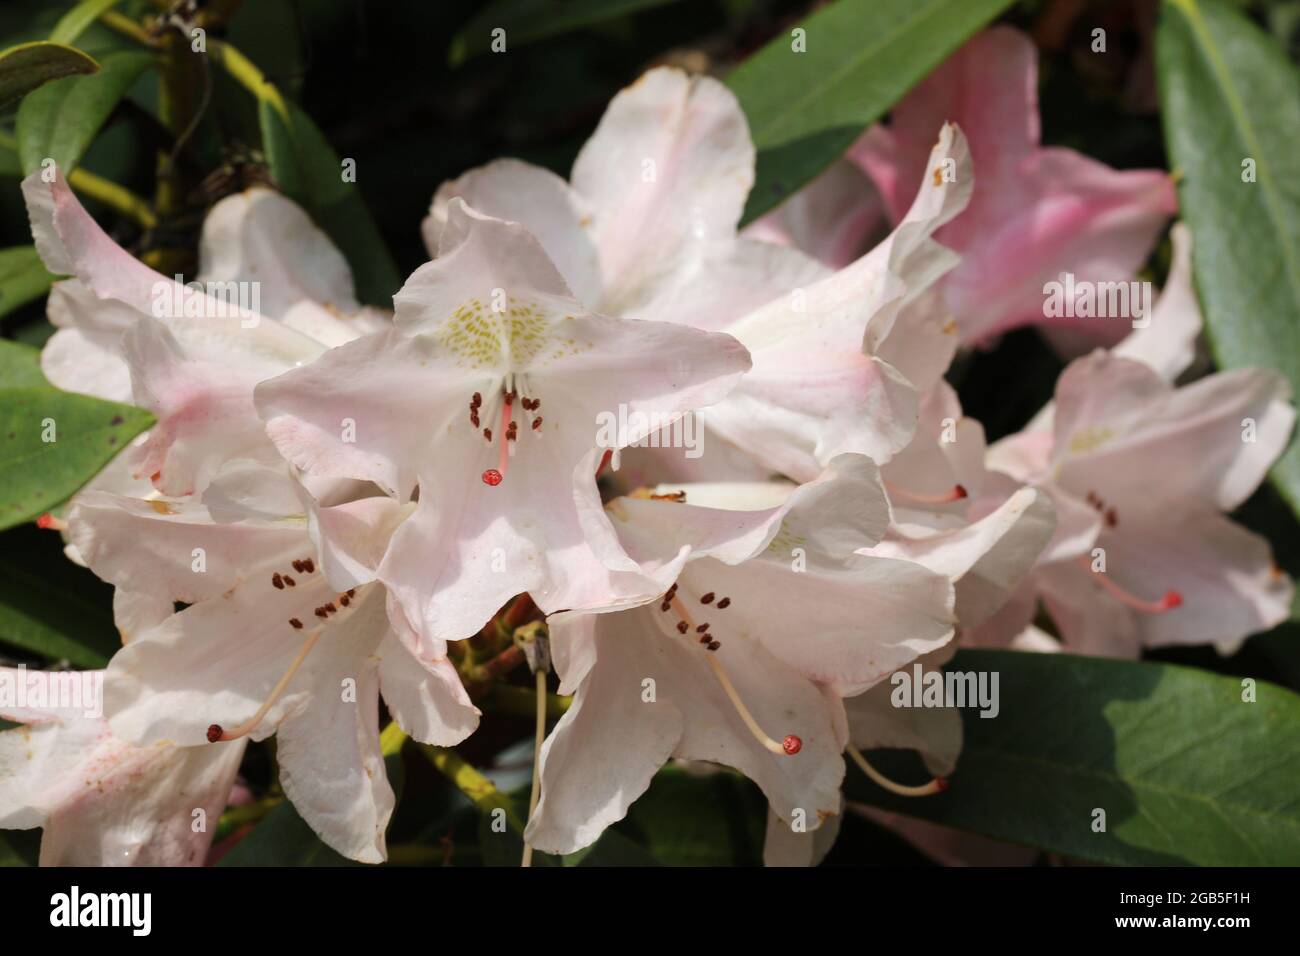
[749,26,1177,348]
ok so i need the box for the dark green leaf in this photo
[217,801,360,867]
[258,99,402,309]
[0,523,119,667]
[0,386,153,532]
[0,247,54,322]
[0,338,47,388]
[1157,0,1300,517]
[448,0,687,65]
[727,0,1014,224]
[0,828,40,866]
[849,650,1300,866]
[0,41,99,109]
[17,50,153,175]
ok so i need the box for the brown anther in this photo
[340,595,351,607]
[272,572,284,590]
[470,411,480,427]
[716,597,731,609]
[292,559,304,573]
[506,421,518,441]
[660,600,672,612]
[696,623,709,633]
[206,724,223,743]
[283,575,295,587]
[532,417,543,430]
[1105,508,1118,528]
[314,607,328,619]
[472,392,482,408]
[289,618,303,629]
[707,641,721,651]
[483,428,493,441]
[650,491,686,502]
[303,559,315,573]
[325,602,337,614]
[505,391,515,406]
[347,589,356,597]
[700,592,715,604]
[676,621,689,634]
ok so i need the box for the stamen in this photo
[211,586,365,742]
[211,626,323,742]
[1076,557,1182,613]
[35,513,66,531]
[668,594,797,757]
[884,481,968,505]
[846,744,947,797]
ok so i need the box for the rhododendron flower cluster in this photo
[1,4,1295,876]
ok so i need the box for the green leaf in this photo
[448,0,687,65]
[0,41,99,109]
[0,523,119,667]
[16,50,152,175]
[1156,0,1300,518]
[50,0,123,46]
[849,650,1300,866]
[617,765,768,865]
[0,828,40,867]
[257,99,402,309]
[0,339,48,388]
[217,801,360,867]
[726,0,1014,224]
[0,247,55,321]
[0,387,153,532]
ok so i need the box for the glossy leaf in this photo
[849,650,1300,866]
[0,386,153,532]
[726,0,1014,224]
[0,42,99,109]
[0,247,54,322]
[17,50,153,175]
[1157,0,1300,517]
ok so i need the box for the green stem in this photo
[416,744,525,831]
[99,9,159,47]
[216,796,281,840]
[0,132,158,228]
[210,39,288,121]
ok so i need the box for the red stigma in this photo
[782,734,802,756]
[206,724,224,743]
[953,484,968,500]
[482,468,503,487]
[1160,590,1184,610]
[595,449,613,477]
[35,513,56,530]
[935,777,950,792]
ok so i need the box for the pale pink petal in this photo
[1053,352,1295,512]
[198,187,359,319]
[376,633,479,746]
[425,158,602,306]
[571,67,754,313]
